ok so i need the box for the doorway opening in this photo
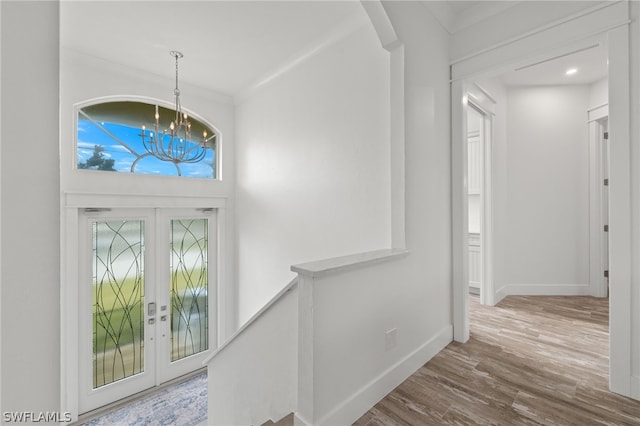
[466,101,493,306]
[452,25,636,397]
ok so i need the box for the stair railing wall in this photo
[206,249,414,426]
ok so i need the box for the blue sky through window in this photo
[77,116,216,179]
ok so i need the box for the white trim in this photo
[389,45,406,249]
[450,1,624,66]
[588,104,609,122]
[316,325,452,426]
[0,0,3,413]
[493,284,591,303]
[361,0,406,249]
[473,83,497,106]
[479,106,494,307]
[64,192,227,209]
[291,248,409,279]
[61,206,80,423]
[607,24,632,397]
[498,284,591,296]
[450,1,627,83]
[360,0,400,50]
[632,376,640,400]
[494,286,508,305]
[451,80,469,343]
[215,207,232,343]
[588,118,609,298]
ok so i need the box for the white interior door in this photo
[601,119,610,296]
[78,208,216,414]
[467,106,483,296]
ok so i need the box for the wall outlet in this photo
[385,328,397,351]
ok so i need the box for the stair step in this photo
[261,413,294,426]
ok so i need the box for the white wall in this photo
[1,1,61,414]
[234,18,391,323]
[300,1,454,419]
[380,0,453,383]
[504,85,590,292]
[589,77,608,109]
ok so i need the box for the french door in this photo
[78,208,216,413]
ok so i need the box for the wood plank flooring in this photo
[354,295,640,425]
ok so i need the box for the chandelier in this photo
[140,51,212,164]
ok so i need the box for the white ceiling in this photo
[60,1,364,97]
[500,43,608,86]
[61,1,608,96]
[421,0,521,34]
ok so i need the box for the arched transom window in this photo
[77,100,217,178]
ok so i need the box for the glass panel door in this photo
[157,209,217,383]
[170,218,209,362]
[79,209,156,414]
[79,208,216,414]
[92,219,146,388]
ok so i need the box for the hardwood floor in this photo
[354,295,640,425]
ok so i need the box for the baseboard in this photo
[631,375,640,401]
[315,325,453,426]
[294,412,311,426]
[500,283,590,296]
[494,286,508,304]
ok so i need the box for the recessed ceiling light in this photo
[566,68,578,76]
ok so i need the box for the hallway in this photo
[355,295,640,425]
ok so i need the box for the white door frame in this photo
[588,108,609,298]
[451,22,633,398]
[452,86,495,343]
[468,97,495,307]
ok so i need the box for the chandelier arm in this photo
[131,152,155,173]
[181,144,207,162]
[140,50,212,168]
